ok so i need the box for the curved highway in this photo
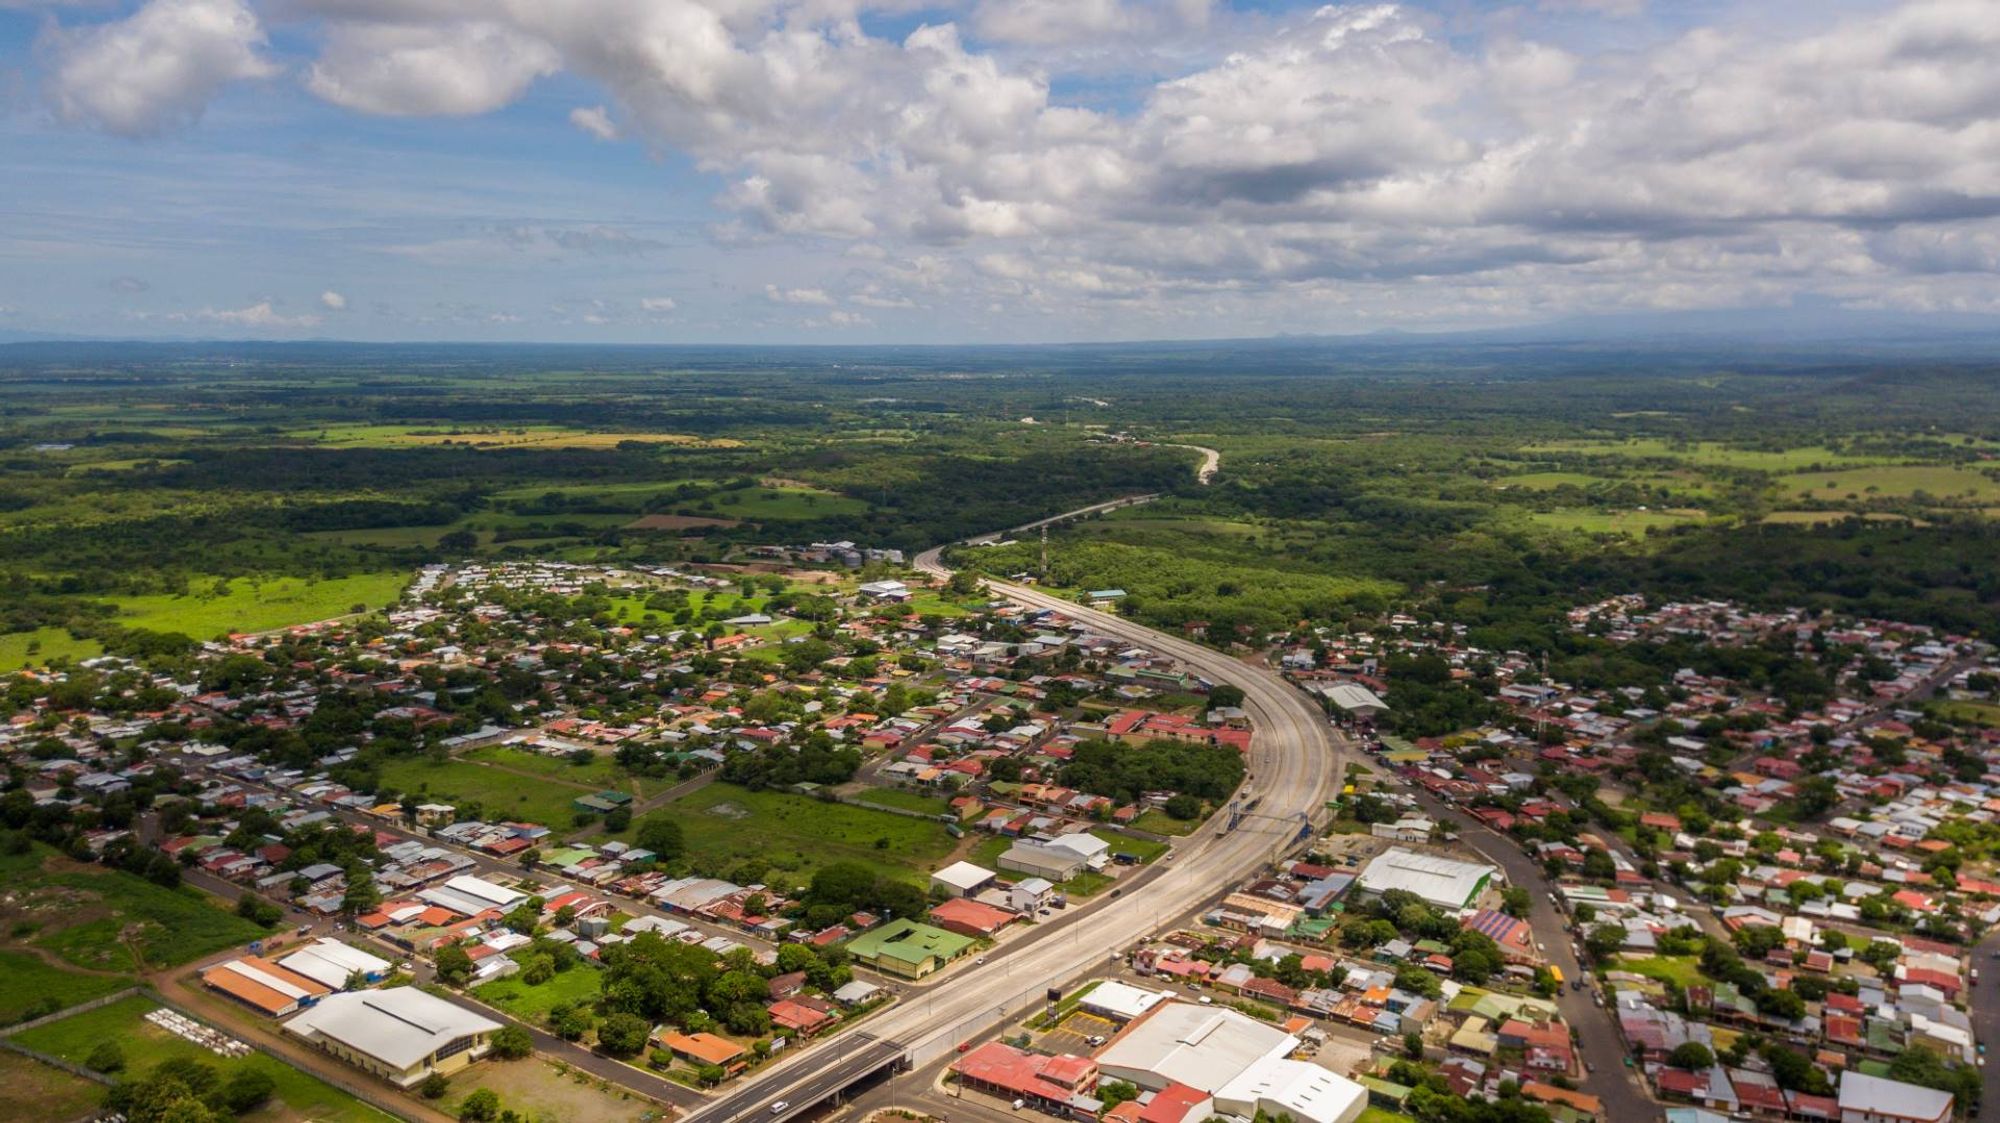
[686,482,1348,1123]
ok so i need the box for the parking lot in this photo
[1037,1011,1117,1056]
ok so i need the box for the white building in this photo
[284,988,501,1087]
[1080,980,1170,1023]
[1836,1072,1953,1123]
[930,861,998,898]
[419,873,528,917]
[1095,1002,1298,1093]
[1354,847,1496,911]
[277,938,392,990]
[1214,1057,1367,1123]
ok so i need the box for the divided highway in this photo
[684,496,1347,1123]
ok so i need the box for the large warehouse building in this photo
[284,987,500,1087]
[1093,1002,1366,1123]
[1353,847,1497,911]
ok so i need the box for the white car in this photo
[770,1103,789,1115]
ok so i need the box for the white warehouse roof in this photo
[1215,1057,1367,1123]
[931,861,998,892]
[1095,1002,1298,1093]
[278,938,391,989]
[1081,980,1171,1022]
[1355,846,1497,910]
[284,987,499,1071]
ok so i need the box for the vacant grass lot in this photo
[442,1054,656,1123]
[0,844,264,975]
[471,962,603,1023]
[680,485,868,520]
[376,756,613,828]
[463,744,635,790]
[668,783,956,887]
[0,949,131,1025]
[105,572,407,638]
[1130,809,1204,836]
[852,788,952,816]
[0,1049,102,1123]
[15,995,395,1123]
[1615,955,1708,989]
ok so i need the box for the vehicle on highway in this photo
[975,956,987,965]
[770,1103,789,1115]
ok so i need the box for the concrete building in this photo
[1214,1057,1368,1123]
[1095,1002,1298,1093]
[1836,1072,1953,1123]
[844,918,974,978]
[930,860,998,898]
[283,988,500,1087]
[1080,980,1171,1023]
[1354,847,1496,911]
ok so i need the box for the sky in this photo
[0,0,1996,344]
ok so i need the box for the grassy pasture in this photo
[0,1049,102,1123]
[471,961,603,1022]
[0,844,265,975]
[682,485,868,519]
[0,626,103,670]
[852,788,953,816]
[666,782,957,887]
[375,756,616,828]
[1491,471,1607,490]
[103,572,407,638]
[1520,439,1889,471]
[462,744,634,789]
[282,423,738,450]
[0,949,131,1025]
[1528,508,1708,536]
[1762,511,1924,527]
[1779,464,2000,503]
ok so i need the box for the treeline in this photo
[1058,738,1246,806]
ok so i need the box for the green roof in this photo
[845,918,973,966]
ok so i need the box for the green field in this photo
[463,744,635,791]
[681,485,868,520]
[0,626,103,670]
[1492,471,1608,490]
[1130,809,1204,836]
[15,995,395,1123]
[1615,955,1709,988]
[283,423,734,451]
[103,572,408,638]
[666,782,957,887]
[1932,700,2000,727]
[1521,439,1888,471]
[376,756,619,828]
[1094,830,1167,863]
[0,845,265,975]
[1762,511,1923,527]
[1779,464,2000,504]
[851,788,953,816]
[471,962,603,1022]
[0,949,132,1025]
[1529,508,1708,537]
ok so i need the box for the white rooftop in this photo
[1215,1057,1367,1123]
[1355,846,1496,910]
[1082,980,1171,1021]
[1095,1001,1298,1093]
[932,861,998,891]
[278,938,391,989]
[283,987,499,1071]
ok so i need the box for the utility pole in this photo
[1040,523,1049,580]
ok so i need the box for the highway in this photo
[684,498,1348,1123]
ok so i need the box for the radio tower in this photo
[1040,523,1049,579]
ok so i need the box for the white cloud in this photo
[146,300,321,329]
[764,284,834,305]
[569,104,619,141]
[320,290,347,310]
[305,19,559,116]
[806,309,871,328]
[640,296,677,313]
[46,0,276,137]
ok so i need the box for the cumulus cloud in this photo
[46,0,276,136]
[143,300,321,329]
[640,296,677,312]
[305,19,559,116]
[569,104,618,141]
[320,290,347,310]
[764,284,834,305]
[39,0,2000,329]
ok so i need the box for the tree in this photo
[636,815,686,862]
[459,1088,501,1122]
[419,1073,451,1100]
[490,1025,534,1060]
[87,1040,126,1073]
[1667,1042,1714,1070]
[1584,923,1625,959]
[1163,793,1202,820]
[220,1068,276,1114]
[435,943,474,986]
[597,1012,650,1056]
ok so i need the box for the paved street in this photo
[1418,795,1663,1122]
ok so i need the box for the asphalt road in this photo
[1419,796,1662,1121]
[1972,927,1999,1111]
[683,514,1348,1123]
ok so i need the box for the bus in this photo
[1548,965,1564,986]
